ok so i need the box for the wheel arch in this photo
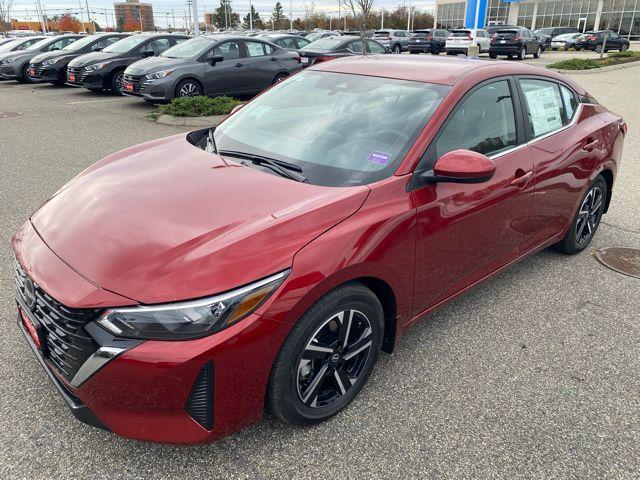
[174,76,204,97]
[600,168,614,213]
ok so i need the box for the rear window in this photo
[302,37,343,50]
[451,30,471,37]
[374,31,390,36]
[411,31,432,37]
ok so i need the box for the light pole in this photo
[381,9,384,29]
[249,0,253,31]
[289,0,293,31]
[407,0,411,31]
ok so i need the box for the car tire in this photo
[110,69,125,95]
[175,79,203,98]
[431,47,440,55]
[564,45,569,51]
[20,64,36,83]
[489,52,497,59]
[272,72,288,84]
[393,44,401,54]
[553,175,607,255]
[267,283,384,425]
[621,43,628,52]
[533,46,541,58]
[518,47,526,60]
[574,46,581,51]
[595,44,603,53]
[507,53,513,59]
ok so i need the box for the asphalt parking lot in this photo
[1,61,639,478]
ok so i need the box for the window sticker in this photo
[367,151,391,166]
[524,85,562,136]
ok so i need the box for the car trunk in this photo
[448,30,473,47]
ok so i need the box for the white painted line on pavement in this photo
[65,98,123,105]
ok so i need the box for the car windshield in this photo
[162,37,212,58]
[62,35,100,51]
[214,70,449,187]
[26,38,54,50]
[0,39,20,52]
[103,35,149,53]
[302,37,343,50]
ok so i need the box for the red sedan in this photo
[13,56,625,444]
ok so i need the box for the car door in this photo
[607,32,621,50]
[204,40,245,95]
[515,77,605,250]
[411,78,534,314]
[242,40,279,92]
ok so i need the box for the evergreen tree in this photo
[210,0,240,30]
[272,2,287,30]
[242,5,261,30]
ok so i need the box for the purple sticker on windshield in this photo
[367,151,391,166]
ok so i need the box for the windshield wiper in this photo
[217,149,307,183]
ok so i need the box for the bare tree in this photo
[340,0,375,56]
[302,0,315,29]
[599,0,625,59]
[0,0,15,34]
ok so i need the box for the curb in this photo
[156,114,228,127]
[549,60,640,74]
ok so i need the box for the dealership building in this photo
[434,0,640,39]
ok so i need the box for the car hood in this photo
[1,51,29,62]
[125,56,189,75]
[68,51,125,68]
[31,50,75,64]
[31,134,370,305]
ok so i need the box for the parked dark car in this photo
[533,27,580,50]
[0,36,46,59]
[486,25,519,35]
[574,30,630,53]
[28,33,130,85]
[298,36,387,66]
[372,29,410,53]
[122,35,302,102]
[408,29,449,55]
[66,33,190,94]
[489,27,542,60]
[258,33,310,51]
[0,35,82,82]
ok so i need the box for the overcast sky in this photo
[10,0,436,28]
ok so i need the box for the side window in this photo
[296,38,311,48]
[93,37,113,50]
[147,38,171,55]
[519,79,565,138]
[264,43,274,54]
[213,41,241,60]
[609,32,619,39]
[279,37,296,49]
[367,41,386,53]
[435,80,517,157]
[245,41,267,57]
[49,38,72,51]
[174,37,188,45]
[560,85,578,122]
[349,41,363,53]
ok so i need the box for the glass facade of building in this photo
[437,0,640,39]
[436,1,467,29]
[486,0,511,25]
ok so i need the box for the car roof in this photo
[311,55,586,89]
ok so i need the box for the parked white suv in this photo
[445,29,491,55]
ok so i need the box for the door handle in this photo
[234,62,243,68]
[270,57,277,61]
[511,170,533,186]
[583,138,599,151]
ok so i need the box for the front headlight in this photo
[2,57,17,64]
[145,69,174,80]
[85,62,109,71]
[96,270,289,340]
[41,58,58,66]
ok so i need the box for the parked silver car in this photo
[122,35,302,102]
[372,29,410,53]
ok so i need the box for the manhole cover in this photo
[0,112,23,118]
[595,247,640,278]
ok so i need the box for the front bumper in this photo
[0,64,19,79]
[29,65,62,82]
[66,68,108,89]
[122,74,173,102]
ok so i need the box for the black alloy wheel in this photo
[111,70,125,94]
[175,79,203,97]
[268,283,384,425]
[554,175,607,254]
[534,46,542,58]
[272,73,288,85]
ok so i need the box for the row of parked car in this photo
[0,27,631,103]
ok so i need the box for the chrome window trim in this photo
[490,102,583,160]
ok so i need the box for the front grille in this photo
[186,362,214,430]
[123,73,152,94]
[66,66,86,84]
[30,63,45,77]
[14,258,102,383]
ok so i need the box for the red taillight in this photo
[316,56,334,62]
[588,35,597,41]
[294,54,301,63]
[385,36,391,40]
[491,33,498,43]
[514,34,522,41]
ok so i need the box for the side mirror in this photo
[208,54,224,66]
[51,47,59,51]
[421,149,497,184]
[141,49,155,58]
[93,47,102,52]
[230,104,244,115]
